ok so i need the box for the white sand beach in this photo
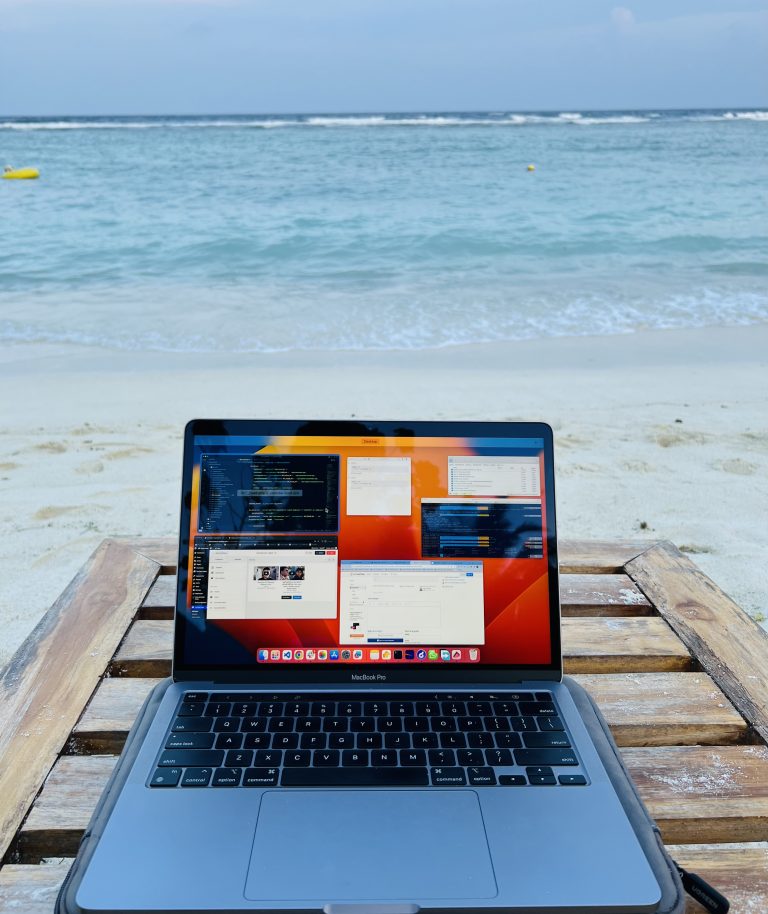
[1,322,766,670]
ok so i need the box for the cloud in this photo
[611,6,636,32]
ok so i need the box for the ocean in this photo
[1,109,766,353]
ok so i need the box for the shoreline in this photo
[1,322,766,669]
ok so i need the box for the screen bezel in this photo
[173,418,562,683]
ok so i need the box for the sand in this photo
[1,323,766,670]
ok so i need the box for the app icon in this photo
[393,650,403,660]
[440,649,451,661]
[341,649,351,660]
[282,649,293,661]
[329,649,340,661]
[451,649,462,661]
[294,649,304,661]
[428,649,438,660]
[370,649,380,660]
[353,649,363,660]
[306,649,316,661]
[258,649,269,662]
[469,648,479,661]
[318,649,328,660]
[270,649,280,661]
[382,649,392,660]
[416,649,427,660]
[405,649,415,660]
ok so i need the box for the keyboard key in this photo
[178,701,205,717]
[282,768,429,787]
[495,732,522,749]
[400,749,427,766]
[351,717,375,732]
[300,734,327,750]
[297,717,322,732]
[467,766,496,786]
[467,732,494,748]
[171,716,213,733]
[467,702,492,716]
[268,717,293,732]
[440,732,466,749]
[428,749,456,766]
[416,701,440,715]
[284,751,311,767]
[432,717,456,732]
[150,766,181,786]
[391,702,413,716]
[515,749,578,767]
[314,750,340,767]
[329,733,354,748]
[183,692,208,703]
[404,716,429,732]
[181,767,213,786]
[253,750,283,767]
[510,716,537,732]
[213,717,241,732]
[205,702,231,717]
[499,775,527,786]
[385,733,410,749]
[378,717,402,732]
[414,733,438,748]
[242,718,267,732]
[258,702,284,717]
[273,734,299,750]
[215,733,243,750]
[523,732,571,749]
[357,733,383,749]
[232,703,258,717]
[243,733,271,750]
[492,701,517,716]
[535,692,552,702]
[166,733,214,750]
[285,702,309,716]
[342,750,368,767]
[243,767,279,787]
[339,701,361,716]
[225,749,253,767]
[519,702,557,716]
[311,701,335,716]
[364,701,388,716]
[457,749,485,766]
[212,767,242,787]
[431,767,466,786]
[529,774,556,785]
[371,750,397,766]
[559,774,587,786]
[323,717,348,732]
[158,749,223,767]
[538,716,565,732]
[457,717,483,731]
[441,701,466,716]
[485,748,514,766]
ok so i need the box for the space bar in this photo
[281,768,429,787]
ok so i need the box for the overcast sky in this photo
[0,0,766,115]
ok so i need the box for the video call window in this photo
[198,453,340,534]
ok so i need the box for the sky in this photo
[0,0,766,115]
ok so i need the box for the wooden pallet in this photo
[1,537,767,912]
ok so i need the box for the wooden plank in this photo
[112,536,177,573]
[667,844,768,913]
[0,860,72,914]
[71,672,746,755]
[111,617,691,677]
[138,571,654,621]
[624,745,768,844]
[574,673,747,747]
[0,539,160,864]
[17,745,768,861]
[628,541,768,745]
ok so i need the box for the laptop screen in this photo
[175,421,560,679]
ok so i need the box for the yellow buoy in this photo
[3,167,40,180]
[527,164,536,171]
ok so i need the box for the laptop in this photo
[76,419,662,913]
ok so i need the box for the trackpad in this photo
[245,790,497,902]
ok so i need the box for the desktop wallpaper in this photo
[182,434,552,667]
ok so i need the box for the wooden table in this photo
[1,537,767,912]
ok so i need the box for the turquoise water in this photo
[1,110,766,352]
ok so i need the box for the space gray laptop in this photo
[75,419,661,913]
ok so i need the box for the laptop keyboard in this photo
[149,691,587,789]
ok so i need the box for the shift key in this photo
[158,749,223,767]
[514,749,578,766]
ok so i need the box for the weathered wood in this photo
[111,616,691,677]
[16,745,768,861]
[667,843,768,913]
[0,540,160,865]
[623,744,768,844]
[119,536,655,579]
[111,536,176,573]
[628,541,768,745]
[70,672,746,755]
[138,571,654,621]
[0,860,73,914]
